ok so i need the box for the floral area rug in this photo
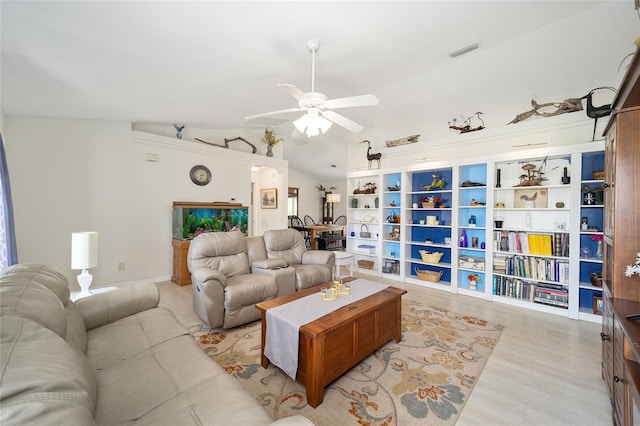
[193,298,504,426]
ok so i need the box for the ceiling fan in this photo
[244,39,379,137]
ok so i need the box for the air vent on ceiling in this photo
[449,43,479,58]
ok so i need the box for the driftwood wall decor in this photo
[193,136,257,153]
[449,112,485,133]
[385,134,420,147]
[508,97,583,124]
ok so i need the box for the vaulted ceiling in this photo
[1,1,638,181]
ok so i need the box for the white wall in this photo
[288,168,347,223]
[4,116,288,290]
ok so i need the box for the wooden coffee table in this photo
[256,278,406,408]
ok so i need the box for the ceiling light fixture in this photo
[293,107,333,137]
[251,166,260,172]
[449,43,479,58]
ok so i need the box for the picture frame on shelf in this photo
[260,188,277,209]
[514,188,548,208]
[593,295,603,315]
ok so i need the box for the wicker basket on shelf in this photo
[421,201,436,208]
[357,260,375,270]
[592,170,605,180]
[419,250,444,264]
[415,268,443,282]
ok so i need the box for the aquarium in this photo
[172,202,249,239]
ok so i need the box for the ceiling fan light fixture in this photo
[293,110,333,137]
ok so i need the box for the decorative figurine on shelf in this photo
[353,181,377,194]
[581,217,589,231]
[422,174,446,191]
[469,215,477,226]
[515,160,548,187]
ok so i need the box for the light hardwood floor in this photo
[157,273,612,426]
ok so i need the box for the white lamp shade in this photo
[71,232,99,270]
[326,193,341,203]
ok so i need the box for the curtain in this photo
[0,132,17,268]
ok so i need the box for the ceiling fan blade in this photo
[323,94,379,109]
[278,84,310,103]
[322,110,364,133]
[244,107,304,123]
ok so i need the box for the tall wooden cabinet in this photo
[601,46,640,426]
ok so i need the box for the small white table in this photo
[334,251,354,278]
[70,286,118,302]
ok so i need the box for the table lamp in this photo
[71,232,98,296]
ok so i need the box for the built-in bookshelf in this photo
[344,140,605,322]
[404,167,453,288]
[457,163,488,297]
[578,151,605,320]
[492,155,573,314]
[381,172,401,276]
[346,174,380,275]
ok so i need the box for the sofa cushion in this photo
[86,307,189,370]
[263,229,306,265]
[223,274,278,328]
[76,282,160,331]
[292,264,332,291]
[0,280,68,338]
[130,374,274,426]
[93,334,275,425]
[0,263,71,306]
[0,316,96,426]
[65,304,88,354]
[188,231,251,277]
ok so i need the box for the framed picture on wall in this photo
[260,188,277,209]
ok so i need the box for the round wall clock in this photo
[190,165,211,186]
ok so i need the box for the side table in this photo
[334,251,353,279]
[70,286,118,302]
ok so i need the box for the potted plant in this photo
[590,270,603,287]
[467,273,481,290]
[261,127,283,157]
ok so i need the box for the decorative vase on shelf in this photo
[596,240,603,260]
[469,280,477,290]
[459,229,468,247]
[266,145,273,157]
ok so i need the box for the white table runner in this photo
[264,279,389,380]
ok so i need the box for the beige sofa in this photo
[0,263,312,426]
[188,229,334,329]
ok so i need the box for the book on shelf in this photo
[493,231,568,258]
[528,234,552,256]
[492,276,568,308]
[500,255,569,283]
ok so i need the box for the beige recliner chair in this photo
[254,228,335,291]
[188,231,278,329]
